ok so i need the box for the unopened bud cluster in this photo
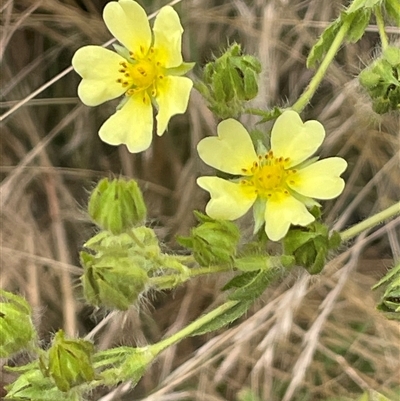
[81,178,189,310]
[197,43,261,119]
[359,45,400,114]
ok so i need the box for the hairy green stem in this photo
[374,5,389,50]
[149,264,232,288]
[291,17,353,113]
[340,201,400,242]
[150,300,239,355]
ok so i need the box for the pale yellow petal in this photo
[271,110,325,167]
[155,75,192,135]
[153,6,183,68]
[103,0,151,56]
[265,194,315,241]
[197,177,257,220]
[99,94,153,153]
[197,119,258,175]
[72,46,126,106]
[288,157,347,199]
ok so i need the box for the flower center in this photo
[116,48,164,99]
[241,151,296,199]
[130,59,157,89]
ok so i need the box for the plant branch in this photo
[340,201,400,242]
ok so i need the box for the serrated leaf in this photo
[189,300,252,336]
[347,9,371,42]
[307,18,341,68]
[347,0,382,14]
[228,268,282,302]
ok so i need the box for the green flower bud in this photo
[197,43,262,119]
[81,251,149,310]
[40,330,94,392]
[88,178,147,234]
[0,290,36,357]
[178,212,240,266]
[283,221,341,274]
[359,45,400,114]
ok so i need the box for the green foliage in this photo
[257,105,284,123]
[177,212,240,266]
[307,0,397,68]
[88,178,147,235]
[188,300,252,336]
[5,362,83,401]
[95,346,155,386]
[0,290,37,357]
[39,330,95,392]
[196,43,262,119]
[385,0,400,26]
[283,219,342,274]
[372,261,400,319]
[359,45,400,114]
[225,256,290,301]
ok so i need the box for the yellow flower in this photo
[197,110,347,241]
[72,0,194,153]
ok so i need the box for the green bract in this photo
[0,290,36,357]
[88,178,147,234]
[40,330,95,392]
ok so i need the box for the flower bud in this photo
[80,251,149,310]
[88,178,147,234]
[197,43,261,119]
[0,290,36,357]
[283,221,341,275]
[40,330,95,392]
[359,45,400,114]
[178,212,240,266]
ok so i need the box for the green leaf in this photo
[347,9,371,42]
[189,300,252,336]
[307,18,342,68]
[385,0,400,27]
[228,268,283,302]
[257,106,283,123]
[346,0,382,14]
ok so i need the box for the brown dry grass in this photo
[1,0,399,400]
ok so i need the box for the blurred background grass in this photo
[1,0,399,400]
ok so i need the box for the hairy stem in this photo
[340,201,400,242]
[150,300,239,355]
[374,5,389,50]
[291,17,353,113]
